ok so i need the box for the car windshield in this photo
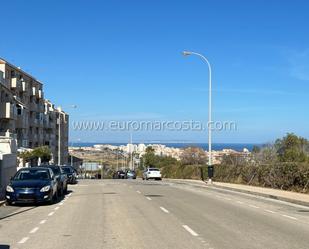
[62,167,72,173]
[50,167,61,175]
[14,169,50,180]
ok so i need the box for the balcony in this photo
[21,80,27,92]
[31,86,36,96]
[11,77,21,89]
[30,102,39,111]
[16,115,28,129]
[22,139,29,148]
[0,102,16,119]
[0,71,6,86]
[38,89,44,99]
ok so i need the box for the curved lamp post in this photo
[183,51,213,183]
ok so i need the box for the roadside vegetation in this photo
[141,133,309,193]
[19,146,52,165]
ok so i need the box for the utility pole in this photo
[57,113,61,165]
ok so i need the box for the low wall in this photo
[0,153,17,199]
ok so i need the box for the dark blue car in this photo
[5,167,59,205]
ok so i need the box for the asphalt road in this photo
[1,179,309,249]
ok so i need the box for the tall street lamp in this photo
[183,51,213,183]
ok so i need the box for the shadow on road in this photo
[144,194,164,198]
[0,206,37,221]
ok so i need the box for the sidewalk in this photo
[164,178,309,207]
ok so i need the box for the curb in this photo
[0,200,6,207]
[209,184,309,208]
[164,178,309,208]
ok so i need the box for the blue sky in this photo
[1,0,309,143]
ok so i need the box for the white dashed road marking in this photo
[236,201,244,204]
[30,227,39,234]
[48,212,54,216]
[282,214,298,220]
[40,219,47,224]
[249,204,259,209]
[146,197,152,201]
[54,206,59,210]
[182,225,199,237]
[223,197,232,201]
[18,237,29,244]
[160,207,170,213]
[264,209,275,214]
[136,191,141,194]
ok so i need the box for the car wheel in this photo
[53,191,59,204]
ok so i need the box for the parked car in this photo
[113,170,126,179]
[44,165,68,196]
[5,167,58,205]
[142,168,162,180]
[125,170,136,179]
[62,166,77,184]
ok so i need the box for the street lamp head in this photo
[182,51,192,56]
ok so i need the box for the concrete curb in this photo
[0,200,6,207]
[209,184,309,208]
[164,178,309,207]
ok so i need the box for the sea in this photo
[72,142,260,152]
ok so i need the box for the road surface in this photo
[1,179,309,249]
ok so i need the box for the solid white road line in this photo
[136,191,141,194]
[18,237,29,244]
[68,193,72,197]
[48,212,54,216]
[160,207,170,213]
[264,209,276,214]
[182,225,199,237]
[282,214,298,220]
[146,197,152,201]
[249,204,260,209]
[30,227,39,234]
[40,220,47,224]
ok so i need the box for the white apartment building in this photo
[0,58,69,165]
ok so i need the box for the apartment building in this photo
[0,58,69,165]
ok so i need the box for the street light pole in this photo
[183,51,213,183]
